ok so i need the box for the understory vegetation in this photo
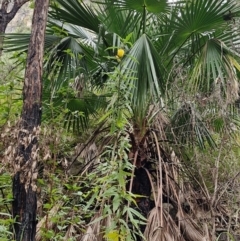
[1,0,240,240]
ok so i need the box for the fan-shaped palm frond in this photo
[63,94,107,133]
[48,19,97,49]
[109,0,169,14]
[3,33,61,52]
[119,34,165,126]
[44,36,84,92]
[49,0,100,33]
[152,0,240,93]
[190,37,240,93]
[169,103,216,149]
[94,1,141,39]
[42,79,108,133]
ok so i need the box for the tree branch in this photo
[1,0,10,14]
[6,0,29,22]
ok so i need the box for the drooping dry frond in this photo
[177,210,207,241]
[144,207,184,241]
[81,212,103,241]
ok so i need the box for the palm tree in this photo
[4,0,240,240]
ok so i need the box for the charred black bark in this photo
[126,164,153,241]
[13,173,37,241]
[132,167,152,216]
[132,166,153,239]
[12,0,49,240]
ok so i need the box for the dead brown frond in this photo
[69,142,99,176]
[64,224,77,240]
[81,213,115,241]
[36,201,64,241]
[144,207,184,241]
[177,210,206,241]
[81,226,98,241]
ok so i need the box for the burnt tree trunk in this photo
[12,0,49,241]
[0,0,29,55]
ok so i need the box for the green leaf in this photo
[112,195,121,213]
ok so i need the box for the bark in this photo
[0,0,29,55]
[12,0,49,240]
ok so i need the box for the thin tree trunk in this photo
[0,0,29,56]
[12,0,49,240]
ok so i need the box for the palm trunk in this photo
[12,0,49,240]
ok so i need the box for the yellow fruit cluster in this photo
[117,49,124,58]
